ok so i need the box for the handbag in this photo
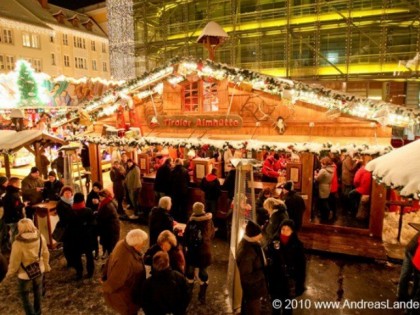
[52,222,65,242]
[21,237,42,280]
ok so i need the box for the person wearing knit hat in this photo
[266,218,306,313]
[262,197,289,247]
[0,176,8,188]
[236,220,268,314]
[56,185,74,268]
[282,181,306,232]
[184,201,215,304]
[69,192,96,279]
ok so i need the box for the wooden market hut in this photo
[0,130,66,178]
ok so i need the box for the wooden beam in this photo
[300,152,314,227]
[34,142,42,172]
[88,143,102,184]
[3,154,10,178]
[24,145,35,155]
[369,181,387,239]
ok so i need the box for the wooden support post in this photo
[3,153,11,178]
[34,142,42,172]
[369,181,387,239]
[88,143,102,184]
[300,152,314,226]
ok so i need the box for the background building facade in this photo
[122,0,419,106]
[0,0,110,79]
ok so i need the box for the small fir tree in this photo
[16,60,40,107]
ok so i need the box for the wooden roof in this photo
[0,130,66,153]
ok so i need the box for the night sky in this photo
[49,0,104,10]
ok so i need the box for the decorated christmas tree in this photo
[16,60,41,107]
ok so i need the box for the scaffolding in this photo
[131,0,420,83]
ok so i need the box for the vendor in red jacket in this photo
[348,165,372,216]
[262,154,280,183]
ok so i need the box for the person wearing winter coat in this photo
[262,154,280,183]
[69,193,96,279]
[21,167,44,220]
[349,165,372,216]
[102,229,147,315]
[3,177,26,245]
[154,157,173,201]
[200,168,221,217]
[86,181,102,259]
[341,152,362,197]
[184,202,215,304]
[256,188,272,227]
[223,145,235,175]
[142,251,190,315]
[39,150,50,179]
[110,160,126,216]
[282,181,306,231]
[144,230,185,274]
[51,151,64,179]
[148,196,174,247]
[314,157,334,222]
[97,189,120,258]
[6,218,51,315]
[43,171,63,201]
[56,186,74,267]
[169,159,190,223]
[267,219,306,315]
[236,220,268,315]
[262,197,289,247]
[125,159,142,218]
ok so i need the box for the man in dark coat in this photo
[43,171,63,201]
[21,167,44,220]
[79,143,91,189]
[51,151,64,179]
[282,181,306,231]
[3,177,25,246]
[110,160,126,215]
[236,220,268,315]
[142,251,190,315]
[200,168,221,218]
[154,158,172,202]
[148,196,174,246]
[169,159,190,223]
[184,202,215,304]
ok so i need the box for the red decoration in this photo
[116,105,125,129]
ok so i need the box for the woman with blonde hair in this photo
[144,230,185,274]
[262,197,289,246]
[97,189,120,258]
[7,218,50,315]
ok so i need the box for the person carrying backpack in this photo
[183,202,215,304]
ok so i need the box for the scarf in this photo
[99,196,113,209]
[280,234,291,245]
[73,201,86,210]
[61,196,74,206]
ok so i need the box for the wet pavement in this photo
[0,220,406,315]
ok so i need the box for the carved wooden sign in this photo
[147,115,243,128]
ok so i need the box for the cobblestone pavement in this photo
[0,220,404,315]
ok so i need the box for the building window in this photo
[22,33,31,47]
[0,56,4,70]
[32,59,41,72]
[203,81,219,112]
[75,57,87,69]
[102,62,107,71]
[63,34,68,45]
[22,33,40,48]
[82,39,86,49]
[183,82,199,112]
[31,34,40,48]
[51,53,56,65]
[50,35,54,43]
[102,43,106,53]
[92,60,97,70]
[64,55,70,67]
[6,56,14,70]
[91,40,95,51]
[3,29,13,44]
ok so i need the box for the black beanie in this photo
[0,176,7,186]
[283,181,293,191]
[73,192,85,204]
[245,220,262,238]
[280,219,295,231]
